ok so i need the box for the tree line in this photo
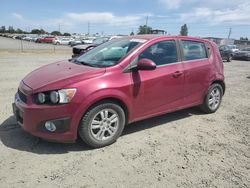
[0,24,189,36]
[0,26,71,36]
[1,24,248,40]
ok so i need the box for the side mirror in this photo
[137,58,156,71]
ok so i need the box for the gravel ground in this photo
[0,37,249,188]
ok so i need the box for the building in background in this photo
[204,37,250,49]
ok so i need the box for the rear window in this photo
[180,40,207,61]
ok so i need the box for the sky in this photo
[1,0,250,39]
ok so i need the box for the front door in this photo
[131,40,185,119]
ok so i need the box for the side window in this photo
[181,40,207,61]
[219,46,224,50]
[139,40,178,66]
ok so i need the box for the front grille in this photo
[18,89,27,103]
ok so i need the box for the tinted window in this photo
[139,40,178,66]
[181,41,207,61]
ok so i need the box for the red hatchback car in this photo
[13,35,225,148]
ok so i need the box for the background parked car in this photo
[22,36,33,41]
[53,38,73,45]
[227,45,239,53]
[69,39,83,46]
[36,36,55,43]
[15,35,26,40]
[72,37,110,58]
[219,45,234,62]
[233,47,250,61]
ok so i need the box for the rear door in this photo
[179,39,212,106]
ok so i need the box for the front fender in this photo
[70,88,133,137]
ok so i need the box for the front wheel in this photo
[78,102,126,148]
[227,55,232,62]
[200,83,223,113]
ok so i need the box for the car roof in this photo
[125,35,210,43]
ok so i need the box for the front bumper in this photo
[13,91,77,142]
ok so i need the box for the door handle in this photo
[173,71,183,78]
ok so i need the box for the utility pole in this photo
[87,22,90,36]
[145,15,148,34]
[227,28,232,39]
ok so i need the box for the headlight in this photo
[36,89,76,104]
[38,93,46,103]
[50,91,59,103]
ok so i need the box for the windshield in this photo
[228,45,236,50]
[75,38,146,67]
[228,46,236,50]
[93,37,109,45]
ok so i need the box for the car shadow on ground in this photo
[0,107,203,154]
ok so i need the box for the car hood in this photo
[73,44,94,49]
[23,60,105,92]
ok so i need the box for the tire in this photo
[200,83,223,113]
[56,42,59,45]
[227,55,232,62]
[78,102,126,148]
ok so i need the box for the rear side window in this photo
[139,40,178,66]
[180,40,207,61]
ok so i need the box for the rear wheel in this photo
[200,83,223,113]
[78,102,126,148]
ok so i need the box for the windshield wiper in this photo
[74,59,97,67]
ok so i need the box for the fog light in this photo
[45,121,56,132]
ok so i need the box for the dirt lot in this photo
[0,37,249,188]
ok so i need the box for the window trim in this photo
[138,39,181,67]
[123,39,182,73]
[178,39,209,62]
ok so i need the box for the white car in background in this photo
[82,39,94,44]
[53,38,73,45]
[22,36,33,41]
[227,45,239,53]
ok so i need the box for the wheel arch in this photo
[211,80,225,95]
[85,97,129,125]
[72,91,131,139]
